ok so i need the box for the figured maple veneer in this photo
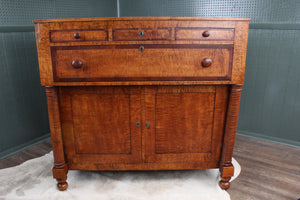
[50,29,108,42]
[60,86,142,164]
[34,17,250,191]
[113,28,171,41]
[51,44,233,82]
[175,28,234,41]
[144,86,228,164]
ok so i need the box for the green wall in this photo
[0,0,117,158]
[0,0,299,158]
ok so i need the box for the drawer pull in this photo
[202,31,210,37]
[139,30,144,37]
[73,32,81,39]
[139,46,145,52]
[72,60,83,69]
[201,58,212,68]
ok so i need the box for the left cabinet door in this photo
[59,86,142,170]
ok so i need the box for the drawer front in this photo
[50,29,108,42]
[176,28,234,41]
[51,44,233,82]
[113,28,171,41]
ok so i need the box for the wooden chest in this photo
[34,17,250,191]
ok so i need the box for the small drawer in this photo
[50,29,108,43]
[113,28,171,41]
[175,28,234,41]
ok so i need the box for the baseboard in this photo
[0,133,51,159]
[237,130,300,148]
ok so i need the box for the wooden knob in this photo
[74,32,81,39]
[201,58,212,67]
[202,31,210,37]
[72,60,83,69]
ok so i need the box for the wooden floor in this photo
[0,135,299,200]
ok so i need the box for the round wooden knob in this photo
[74,32,81,39]
[201,58,212,67]
[202,31,210,37]
[72,60,83,69]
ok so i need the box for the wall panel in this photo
[0,0,117,158]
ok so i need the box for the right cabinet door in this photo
[144,86,228,166]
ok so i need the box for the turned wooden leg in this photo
[46,86,68,191]
[219,85,242,190]
[219,163,234,190]
[53,165,68,191]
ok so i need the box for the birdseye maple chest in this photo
[34,17,250,191]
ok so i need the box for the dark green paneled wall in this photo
[0,0,117,26]
[0,0,117,158]
[0,32,49,153]
[0,0,299,158]
[240,29,300,144]
[119,0,300,23]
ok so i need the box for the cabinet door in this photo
[59,86,142,168]
[144,86,228,165]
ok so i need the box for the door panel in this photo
[71,93,131,154]
[60,86,142,166]
[155,91,214,154]
[144,86,228,164]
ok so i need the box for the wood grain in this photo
[51,44,233,82]
[45,86,68,191]
[219,84,243,189]
[113,28,171,41]
[144,86,228,164]
[59,86,142,165]
[33,16,251,23]
[50,29,108,43]
[34,17,249,190]
[34,17,249,86]
[175,28,234,41]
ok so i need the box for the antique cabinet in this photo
[34,17,250,191]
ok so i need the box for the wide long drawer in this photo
[51,44,233,82]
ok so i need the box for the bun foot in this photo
[219,177,231,190]
[219,163,234,190]
[53,166,68,191]
[57,180,68,191]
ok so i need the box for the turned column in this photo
[45,86,68,191]
[219,84,243,190]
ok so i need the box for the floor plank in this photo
[0,135,299,199]
[229,136,300,200]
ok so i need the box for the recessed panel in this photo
[71,93,131,154]
[51,44,233,82]
[155,92,215,154]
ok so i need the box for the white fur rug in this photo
[0,152,240,200]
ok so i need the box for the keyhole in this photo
[139,46,144,52]
[139,30,144,37]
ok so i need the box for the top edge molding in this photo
[33,17,251,24]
